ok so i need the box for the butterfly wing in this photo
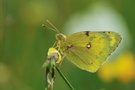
[59,31,122,72]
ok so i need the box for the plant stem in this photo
[56,67,75,90]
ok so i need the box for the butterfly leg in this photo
[52,41,58,48]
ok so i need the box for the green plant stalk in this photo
[56,67,75,90]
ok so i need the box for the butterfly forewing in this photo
[59,31,122,72]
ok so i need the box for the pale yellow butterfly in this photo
[43,20,122,72]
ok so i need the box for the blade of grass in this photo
[56,67,75,90]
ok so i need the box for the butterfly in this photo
[43,20,122,72]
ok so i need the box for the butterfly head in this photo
[56,33,66,41]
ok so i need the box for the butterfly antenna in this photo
[42,24,58,33]
[42,20,60,34]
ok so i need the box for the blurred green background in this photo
[0,0,135,90]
